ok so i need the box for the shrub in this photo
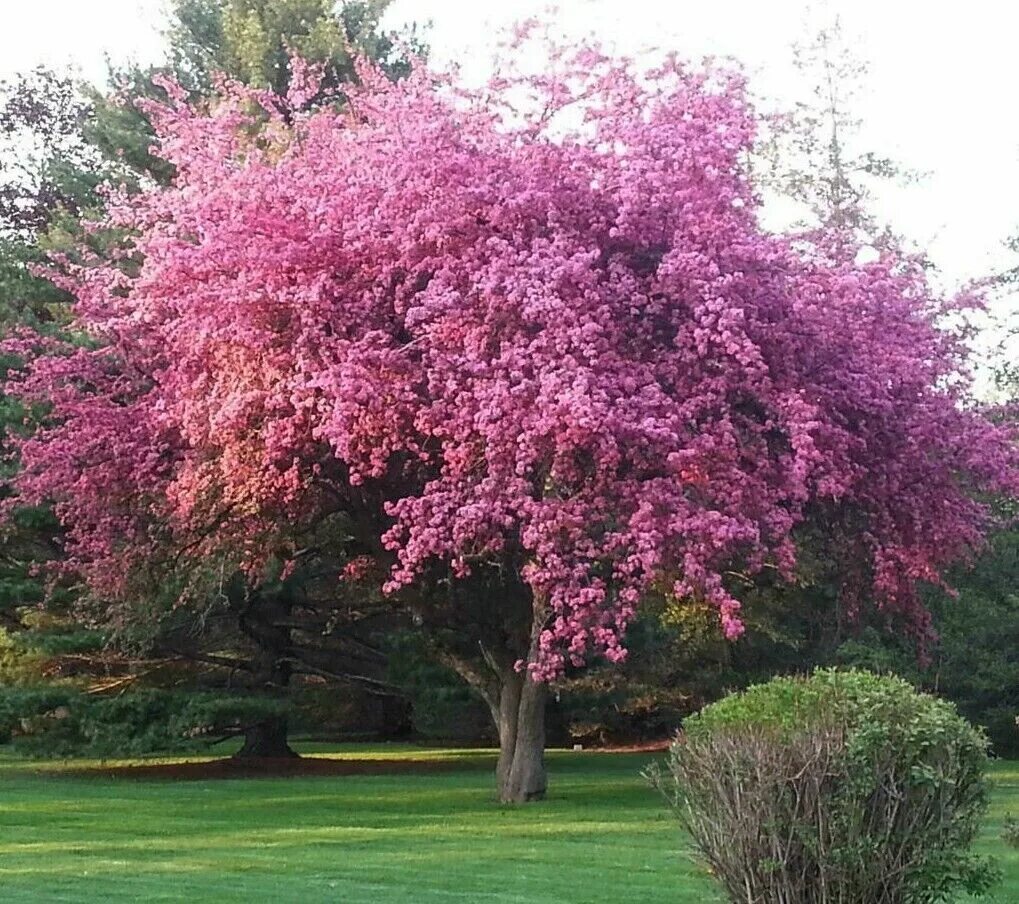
[0,686,289,757]
[0,686,76,745]
[0,627,50,685]
[0,623,111,686]
[557,675,691,745]
[648,669,997,904]
[1003,816,1019,850]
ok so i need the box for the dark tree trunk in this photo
[234,715,299,758]
[422,570,551,803]
[234,585,298,760]
[441,589,549,803]
[379,693,414,740]
[493,669,547,803]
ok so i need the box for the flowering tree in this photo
[4,41,1016,801]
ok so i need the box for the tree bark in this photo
[492,593,549,803]
[234,715,299,758]
[234,585,298,760]
[422,576,549,803]
[494,669,547,803]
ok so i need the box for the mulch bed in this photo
[60,756,489,781]
[590,740,671,753]
[49,741,669,781]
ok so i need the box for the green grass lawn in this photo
[0,745,1016,903]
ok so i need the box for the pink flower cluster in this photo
[5,43,1016,679]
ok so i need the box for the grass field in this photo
[1,744,1016,903]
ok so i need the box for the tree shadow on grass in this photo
[58,755,497,781]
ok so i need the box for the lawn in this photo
[0,745,1016,903]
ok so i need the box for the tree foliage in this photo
[2,16,1017,798]
[5,36,1014,683]
[169,0,418,95]
[837,519,1019,756]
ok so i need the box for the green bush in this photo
[0,686,289,757]
[1003,816,1019,850]
[0,686,77,745]
[385,632,492,741]
[648,669,997,904]
[0,622,109,686]
[0,628,50,685]
[557,675,690,745]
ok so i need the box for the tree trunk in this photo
[379,693,414,740]
[425,579,549,803]
[234,715,298,759]
[494,669,547,803]
[234,585,298,760]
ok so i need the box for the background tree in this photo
[168,0,418,94]
[758,14,917,249]
[87,0,421,184]
[0,68,93,640]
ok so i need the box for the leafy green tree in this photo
[87,1,421,185]
[169,0,418,94]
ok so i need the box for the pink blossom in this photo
[4,44,1016,678]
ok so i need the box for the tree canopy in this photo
[3,36,1016,798]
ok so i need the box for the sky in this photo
[1,0,1017,366]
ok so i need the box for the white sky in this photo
[1,0,1017,368]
